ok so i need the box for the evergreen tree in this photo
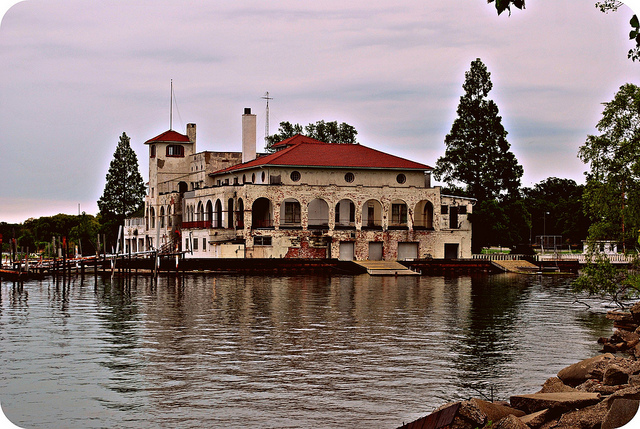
[434,58,523,202]
[98,133,145,241]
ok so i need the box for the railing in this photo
[473,253,635,264]
[182,221,211,229]
[472,254,526,261]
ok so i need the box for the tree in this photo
[487,0,640,61]
[265,120,358,152]
[434,58,523,202]
[521,178,590,246]
[98,132,146,243]
[578,83,640,250]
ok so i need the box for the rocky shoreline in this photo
[399,303,640,429]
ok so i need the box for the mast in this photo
[170,79,173,130]
[261,91,273,146]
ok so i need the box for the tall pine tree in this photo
[98,132,146,242]
[434,58,522,202]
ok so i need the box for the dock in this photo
[352,261,420,276]
[490,259,544,274]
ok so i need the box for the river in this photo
[0,273,612,428]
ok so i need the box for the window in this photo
[344,172,355,183]
[458,205,467,214]
[166,145,184,157]
[261,172,266,182]
[284,201,301,224]
[193,237,198,251]
[290,171,301,182]
[254,236,272,246]
[202,238,206,252]
[396,173,406,184]
[252,173,256,183]
[150,145,156,158]
[441,205,449,214]
[391,204,407,224]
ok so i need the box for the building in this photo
[124,108,474,261]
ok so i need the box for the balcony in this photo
[182,220,211,229]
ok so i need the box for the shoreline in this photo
[400,304,640,429]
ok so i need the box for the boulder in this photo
[603,364,629,386]
[629,301,640,322]
[604,385,640,408]
[470,398,525,422]
[616,329,640,349]
[576,379,624,395]
[510,392,601,414]
[601,398,640,429]
[557,354,615,386]
[519,409,553,429]
[492,414,528,429]
[538,402,608,429]
[537,377,577,393]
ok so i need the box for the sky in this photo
[0,0,638,224]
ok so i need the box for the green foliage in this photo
[521,177,589,245]
[470,198,529,252]
[265,120,358,152]
[491,0,639,61]
[1,214,101,256]
[572,251,640,307]
[98,132,146,242]
[578,83,640,250]
[487,0,525,16]
[434,58,523,202]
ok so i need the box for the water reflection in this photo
[0,274,612,428]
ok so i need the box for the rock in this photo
[617,329,640,349]
[510,392,601,415]
[601,398,640,429]
[470,398,525,423]
[519,409,553,429]
[576,379,624,395]
[403,400,484,429]
[542,402,608,429]
[629,374,640,386]
[603,364,629,386]
[537,377,577,393]
[604,385,640,408]
[629,301,640,322]
[557,354,615,386]
[493,414,528,429]
[608,311,635,322]
[607,311,634,322]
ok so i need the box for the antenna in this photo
[261,91,273,145]
[170,79,173,130]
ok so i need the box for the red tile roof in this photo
[144,130,192,144]
[213,135,431,175]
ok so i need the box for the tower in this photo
[261,91,273,148]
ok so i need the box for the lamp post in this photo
[543,211,550,253]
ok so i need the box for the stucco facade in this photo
[125,109,474,261]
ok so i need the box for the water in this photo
[0,273,612,428]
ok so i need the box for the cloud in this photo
[0,0,638,223]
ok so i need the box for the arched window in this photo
[160,206,165,228]
[214,200,223,228]
[150,207,156,229]
[228,198,234,229]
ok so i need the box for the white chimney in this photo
[242,108,256,163]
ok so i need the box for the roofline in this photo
[441,194,478,202]
[209,164,433,177]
